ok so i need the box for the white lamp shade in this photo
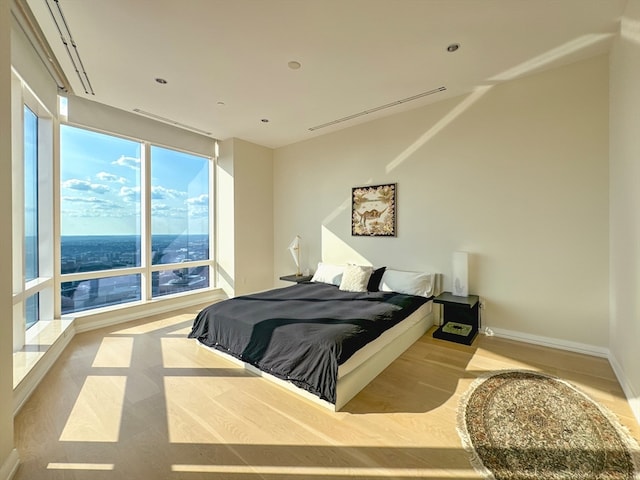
[452,251,468,297]
[288,235,301,274]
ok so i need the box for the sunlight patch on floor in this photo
[110,316,180,335]
[92,337,134,368]
[165,323,193,336]
[162,337,239,368]
[171,464,478,477]
[164,376,243,443]
[47,463,115,471]
[59,376,127,442]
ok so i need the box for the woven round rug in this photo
[457,370,640,480]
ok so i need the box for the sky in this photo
[60,125,210,236]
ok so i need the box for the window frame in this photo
[11,69,55,351]
[58,123,215,316]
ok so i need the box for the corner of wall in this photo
[609,351,640,425]
[1,0,17,472]
[609,0,640,428]
[216,139,236,297]
[0,449,20,480]
[231,138,274,294]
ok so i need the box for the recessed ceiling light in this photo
[261,118,269,123]
[288,61,301,70]
[155,78,168,84]
[446,43,460,53]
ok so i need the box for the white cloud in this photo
[62,179,110,194]
[151,203,172,216]
[61,197,126,217]
[62,196,120,206]
[151,185,186,200]
[186,194,209,206]
[187,206,208,219]
[112,155,141,170]
[62,208,135,218]
[96,171,127,184]
[119,186,141,202]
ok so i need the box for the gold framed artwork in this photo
[351,183,396,237]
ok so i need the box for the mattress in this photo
[189,282,430,405]
[338,301,433,379]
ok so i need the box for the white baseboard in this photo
[486,326,640,426]
[0,449,19,480]
[486,326,609,358]
[608,352,640,425]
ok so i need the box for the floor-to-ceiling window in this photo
[60,126,142,313]
[11,71,55,350]
[12,72,215,351]
[24,106,40,329]
[150,145,210,298]
[60,125,213,315]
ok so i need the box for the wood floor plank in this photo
[13,308,640,480]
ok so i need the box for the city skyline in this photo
[60,233,210,269]
[59,233,210,313]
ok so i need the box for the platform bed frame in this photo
[197,309,435,411]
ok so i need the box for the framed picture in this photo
[351,183,396,236]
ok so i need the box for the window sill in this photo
[12,287,226,415]
[13,318,75,390]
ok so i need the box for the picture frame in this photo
[351,183,396,237]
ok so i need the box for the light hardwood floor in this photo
[14,305,640,479]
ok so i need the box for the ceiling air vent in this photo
[133,109,213,136]
[309,86,446,131]
[12,0,72,92]
[45,0,94,95]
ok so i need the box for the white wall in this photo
[217,138,274,297]
[233,139,274,295]
[609,0,640,422]
[274,55,609,351]
[216,138,236,296]
[0,0,19,477]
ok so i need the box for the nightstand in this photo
[432,292,480,345]
[279,274,313,283]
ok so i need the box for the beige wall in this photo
[216,138,236,296]
[0,0,18,477]
[233,139,274,295]
[274,55,609,351]
[217,138,274,297]
[609,0,640,421]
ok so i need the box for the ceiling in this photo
[23,0,627,149]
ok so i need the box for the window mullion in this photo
[210,148,217,289]
[11,81,25,298]
[53,115,62,319]
[141,142,152,301]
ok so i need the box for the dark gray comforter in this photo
[188,282,429,404]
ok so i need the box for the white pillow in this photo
[339,265,374,293]
[310,262,345,286]
[379,269,434,297]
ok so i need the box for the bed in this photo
[189,265,436,410]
